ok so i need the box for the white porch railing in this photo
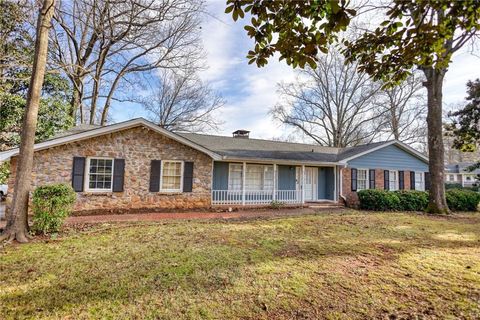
[212,190,302,205]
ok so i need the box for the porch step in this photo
[306,202,344,209]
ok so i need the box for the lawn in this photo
[1,211,480,319]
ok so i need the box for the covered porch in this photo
[212,161,338,206]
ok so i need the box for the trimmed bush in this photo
[357,189,401,211]
[446,189,480,212]
[32,184,76,235]
[395,190,429,211]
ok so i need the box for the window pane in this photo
[161,161,182,190]
[88,158,114,190]
[228,164,243,190]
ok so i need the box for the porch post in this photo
[301,165,305,204]
[273,163,277,201]
[242,162,246,205]
[334,166,337,202]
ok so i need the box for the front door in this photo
[304,167,318,201]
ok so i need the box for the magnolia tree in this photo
[226,0,480,214]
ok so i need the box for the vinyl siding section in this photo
[278,165,297,190]
[212,162,229,190]
[347,145,428,171]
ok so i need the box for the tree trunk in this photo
[423,67,450,214]
[0,0,56,243]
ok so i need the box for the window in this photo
[389,170,398,191]
[86,158,114,191]
[415,172,425,191]
[228,164,274,191]
[161,161,183,192]
[357,169,368,190]
[228,164,243,190]
[448,174,455,182]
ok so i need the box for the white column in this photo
[242,162,246,205]
[301,165,305,204]
[461,174,464,187]
[273,163,277,201]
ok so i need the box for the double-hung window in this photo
[228,164,243,190]
[161,161,183,192]
[389,170,398,191]
[415,172,425,191]
[86,158,114,191]
[357,169,368,191]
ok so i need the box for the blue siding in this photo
[212,162,229,190]
[347,145,428,171]
[278,165,296,190]
[318,167,335,200]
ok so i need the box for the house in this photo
[445,163,480,187]
[0,118,430,214]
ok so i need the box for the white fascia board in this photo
[340,140,429,164]
[0,118,222,162]
[218,157,341,166]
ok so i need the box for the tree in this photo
[51,0,203,125]
[446,79,480,170]
[1,0,56,243]
[140,69,224,132]
[272,50,383,147]
[376,73,427,145]
[227,0,480,214]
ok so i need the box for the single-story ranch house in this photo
[0,118,430,214]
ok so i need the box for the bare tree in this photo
[140,69,224,132]
[1,0,55,243]
[50,0,203,125]
[376,73,427,145]
[272,50,383,148]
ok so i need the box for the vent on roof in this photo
[232,129,250,138]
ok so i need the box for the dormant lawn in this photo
[1,211,480,319]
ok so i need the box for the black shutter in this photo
[399,171,405,190]
[410,171,415,190]
[425,172,431,191]
[369,169,376,189]
[149,160,161,192]
[112,159,125,192]
[384,170,390,190]
[183,161,194,192]
[351,168,357,191]
[71,157,86,192]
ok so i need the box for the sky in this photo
[110,0,480,141]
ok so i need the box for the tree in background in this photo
[272,50,382,147]
[375,73,427,146]
[227,0,480,214]
[446,79,480,170]
[140,69,224,132]
[1,0,56,242]
[51,0,204,125]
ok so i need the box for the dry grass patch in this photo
[1,211,480,319]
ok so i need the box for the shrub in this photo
[446,189,480,212]
[270,200,285,210]
[32,184,76,235]
[394,190,429,211]
[357,189,401,211]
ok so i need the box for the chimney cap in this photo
[232,129,250,138]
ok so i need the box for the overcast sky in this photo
[111,1,480,141]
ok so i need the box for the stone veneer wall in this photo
[341,168,412,207]
[7,126,213,215]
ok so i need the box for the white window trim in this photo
[389,170,399,191]
[160,160,184,193]
[84,157,115,192]
[357,168,369,191]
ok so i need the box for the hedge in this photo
[357,189,480,212]
[32,184,76,235]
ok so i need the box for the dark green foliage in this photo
[358,189,479,212]
[445,183,479,192]
[31,184,76,235]
[357,189,401,211]
[446,189,480,212]
[0,162,9,185]
[395,190,429,211]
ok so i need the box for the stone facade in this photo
[7,126,213,215]
[341,168,413,207]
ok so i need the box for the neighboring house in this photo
[0,118,429,214]
[445,163,480,187]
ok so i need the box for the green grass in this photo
[1,211,480,319]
